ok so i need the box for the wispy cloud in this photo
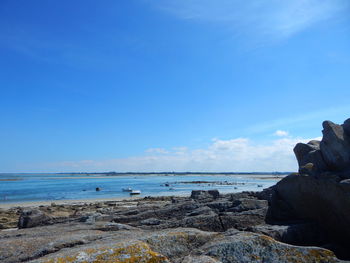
[150,0,349,40]
[274,130,289,137]
[45,135,320,173]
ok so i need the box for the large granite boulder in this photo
[320,121,350,171]
[267,118,350,257]
[293,119,350,175]
[267,173,350,247]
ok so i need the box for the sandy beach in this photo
[0,196,146,209]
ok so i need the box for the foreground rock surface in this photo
[0,221,343,263]
[0,189,345,263]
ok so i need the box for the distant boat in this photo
[130,190,141,195]
[257,184,263,187]
[122,187,133,192]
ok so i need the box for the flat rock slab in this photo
[0,220,344,263]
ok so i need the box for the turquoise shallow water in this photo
[0,173,284,203]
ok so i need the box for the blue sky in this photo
[1,0,350,172]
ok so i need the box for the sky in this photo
[0,0,350,173]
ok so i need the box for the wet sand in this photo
[0,196,140,209]
[0,192,190,209]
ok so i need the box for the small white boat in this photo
[122,187,133,192]
[130,190,141,195]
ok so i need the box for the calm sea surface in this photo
[0,173,284,203]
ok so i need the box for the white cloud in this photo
[146,148,169,154]
[50,136,321,173]
[274,130,289,137]
[150,0,349,40]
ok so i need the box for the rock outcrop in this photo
[293,119,350,176]
[267,118,350,259]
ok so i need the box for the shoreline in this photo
[0,193,190,209]
[0,196,142,209]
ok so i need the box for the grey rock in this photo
[202,231,342,263]
[294,142,319,166]
[343,118,350,137]
[253,186,274,201]
[144,228,218,260]
[207,200,233,212]
[219,212,266,231]
[294,141,328,173]
[320,120,350,171]
[187,206,213,216]
[230,198,267,212]
[79,213,103,224]
[250,223,327,246]
[181,213,224,232]
[18,209,52,229]
[267,173,350,247]
[94,222,136,231]
[191,190,220,200]
[140,218,162,226]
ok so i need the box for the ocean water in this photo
[0,173,284,203]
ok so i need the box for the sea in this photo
[0,173,286,204]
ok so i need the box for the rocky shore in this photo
[1,118,350,263]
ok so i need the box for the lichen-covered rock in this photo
[144,228,219,260]
[202,231,342,263]
[40,241,170,263]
